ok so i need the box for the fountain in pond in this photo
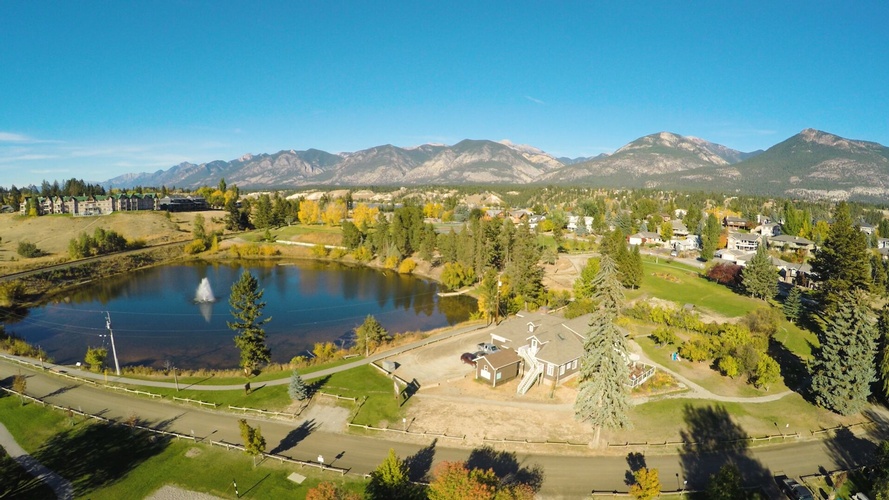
[195,278,216,303]
[195,278,216,323]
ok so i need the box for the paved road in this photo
[0,360,880,498]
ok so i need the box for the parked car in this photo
[476,342,500,354]
[776,475,814,500]
[460,352,478,366]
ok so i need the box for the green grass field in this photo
[629,256,764,318]
[0,396,366,499]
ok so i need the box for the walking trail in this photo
[0,422,74,500]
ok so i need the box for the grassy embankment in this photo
[0,396,365,499]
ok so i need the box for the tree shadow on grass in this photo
[767,337,809,393]
[404,438,437,482]
[0,450,57,500]
[269,419,316,455]
[31,422,170,497]
[466,445,544,492]
[679,403,772,491]
[307,375,331,397]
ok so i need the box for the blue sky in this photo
[1,1,887,188]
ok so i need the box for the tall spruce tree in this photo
[574,255,632,444]
[810,202,871,312]
[288,370,308,401]
[783,286,803,324]
[228,271,272,377]
[741,244,777,300]
[811,291,878,415]
[700,214,722,261]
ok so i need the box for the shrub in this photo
[440,262,476,291]
[329,248,347,259]
[17,241,41,258]
[352,246,373,262]
[397,258,417,274]
[717,355,740,378]
[183,239,207,254]
[383,255,400,270]
[650,326,678,346]
[311,244,329,258]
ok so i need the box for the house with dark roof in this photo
[475,348,522,387]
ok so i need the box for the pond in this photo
[3,260,477,369]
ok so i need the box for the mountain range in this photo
[106,129,889,202]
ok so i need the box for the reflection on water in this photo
[4,260,477,370]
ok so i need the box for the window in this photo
[559,364,565,376]
[547,364,554,376]
[496,372,502,380]
[571,360,578,370]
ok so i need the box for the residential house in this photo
[670,220,689,238]
[723,216,750,231]
[567,215,594,233]
[767,234,816,256]
[628,232,663,246]
[487,312,654,394]
[527,215,546,230]
[475,349,523,387]
[878,238,889,250]
[754,222,782,237]
[727,233,761,251]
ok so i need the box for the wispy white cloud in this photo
[0,132,32,142]
[524,95,545,105]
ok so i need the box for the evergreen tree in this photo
[253,194,273,229]
[878,306,889,400]
[741,244,777,300]
[623,245,643,289]
[700,214,722,260]
[573,257,601,300]
[238,419,266,467]
[705,463,745,500]
[228,271,272,377]
[477,269,500,324]
[504,222,544,308]
[811,291,878,415]
[355,315,390,356]
[366,449,413,500]
[783,286,803,324]
[873,253,888,296]
[574,255,632,444]
[288,370,308,401]
[810,202,871,312]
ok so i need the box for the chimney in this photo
[528,322,535,333]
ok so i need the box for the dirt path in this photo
[0,422,74,500]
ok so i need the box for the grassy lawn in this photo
[0,396,366,499]
[774,320,819,361]
[315,364,408,426]
[608,394,870,445]
[123,363,404,423]
[0,450,57,499]
[634,337,787,397]
[119,356,364,386]
[630,256,764,318]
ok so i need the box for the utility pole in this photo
[105,312,121,376]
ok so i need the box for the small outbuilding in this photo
[475,348,522,387]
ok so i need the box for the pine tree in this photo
[228,271,272,377]
[574,255,632,444]
[477,269,500,324]
[810,202,871,312]
[238,419,266,467]
[355,315,390,357]
[289,370,308,401]
[811,291,878,415]
[878,306,889,400]
[783,286,803,323]
[366,449,413,500]
[741,244,777,300]
[573,257,601,300]
[701,214,722,260]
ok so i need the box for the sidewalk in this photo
[0,422,73,500]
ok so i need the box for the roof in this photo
[729,233,761,242]
[490,312,591,366]
[477,348,522,370]
[769,234,815,246]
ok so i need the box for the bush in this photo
[650,326,678,346]
[440,262,476,291]
[17,241,41,258]
[352,246,373,262]
[183,239,207,254]
[329,248,348,259]
[717,355,740,378]
[397,258,417,274]
[383,255,400,270]
[311,244,329,258]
